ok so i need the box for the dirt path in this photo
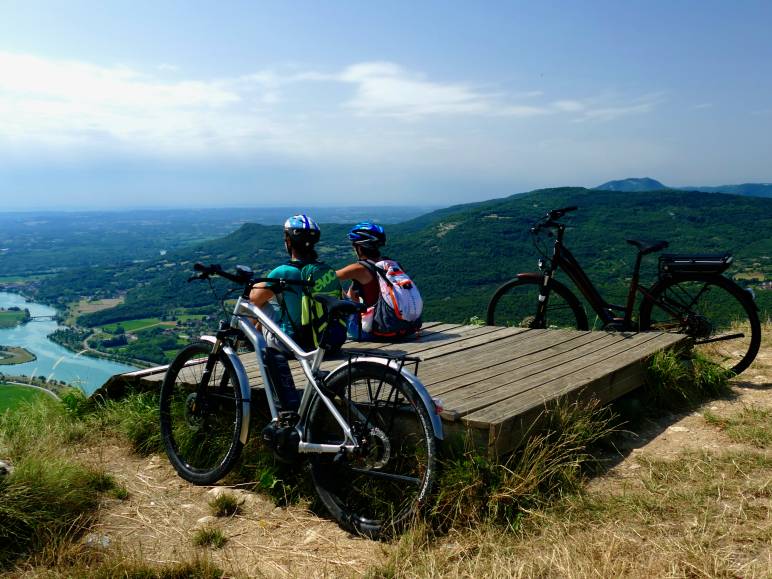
[83,445,385,578]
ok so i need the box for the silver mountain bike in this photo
[159,263,443,538]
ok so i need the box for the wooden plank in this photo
[420,330,599,389]
[408,326,527,362]
[465,331,685,428]
[475,333,688,455]
[364,324,511,359]
[438,332,636,418]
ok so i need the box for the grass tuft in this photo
[704,404,771,448]
[0,458,105,558]
[90,392,163,456]
[208,492,241,517]
[430,399,617,529]
[192,527,227,549]
[644,349,731,409]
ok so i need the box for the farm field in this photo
[0,346,35,365]
[98,318,175,333]
[0,383,50,413]
[0,310,26,329]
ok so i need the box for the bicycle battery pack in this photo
[659,253,733,275]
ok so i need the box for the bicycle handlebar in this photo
[548,206,577,220]
[531,206,578,234]
[188,262,314,288]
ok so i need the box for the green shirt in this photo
[265,261,305,337]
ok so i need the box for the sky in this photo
[0,0,770,209]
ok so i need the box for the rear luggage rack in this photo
[344,349,421,376]
[659,253,733,275]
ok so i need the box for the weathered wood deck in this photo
[107,323,688,455]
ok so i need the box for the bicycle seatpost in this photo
[624,250,646,327]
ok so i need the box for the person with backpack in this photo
[250,214,346,352]
[336,221,423,340]
[249,215,346,409]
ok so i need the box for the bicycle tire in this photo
[160,342,245,485]
[639,274,761,375]
[486,274,589,330]
[307,362,437,538]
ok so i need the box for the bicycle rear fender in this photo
[200,335,251,445]
[326,357,444,440]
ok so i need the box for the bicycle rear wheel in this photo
[307,362,437,538]
[160,342,245,485]
[487,275,589,330]
[639,274,761,375]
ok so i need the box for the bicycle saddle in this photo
[313,294,366,319]
[626,239,669,256]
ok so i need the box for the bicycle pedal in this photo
[333,449,348,465]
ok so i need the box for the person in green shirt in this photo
[249,214,322,350]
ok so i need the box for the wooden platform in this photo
[107,323,688,455]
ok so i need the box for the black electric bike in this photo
[486,206,761,375]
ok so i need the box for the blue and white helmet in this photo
[347,221,386,248]
[284,214,320,247]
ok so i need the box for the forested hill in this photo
[61,187,772,326]
[385,187,772,320]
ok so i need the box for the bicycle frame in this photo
[203,296,359,455]
[539,224,648,330]
[203,295,443,457]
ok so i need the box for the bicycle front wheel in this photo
[160,342,245,485]
[307,362,437,538]
[639,274,761,375]
[487,275,589,330]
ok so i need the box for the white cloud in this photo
[552,100,585,112]
[338,61,498,117]
[572,93,666,122]
[0,51,663,165]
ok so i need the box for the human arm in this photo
[249,284,275,308]
[336,263,374,302]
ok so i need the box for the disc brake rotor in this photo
[184,392,204,430]
[363,427,391,469]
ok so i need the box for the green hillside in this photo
[36,187,772,329]
[388,187,772,321]
[683,183,772,198]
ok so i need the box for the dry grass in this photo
[369,449,771,578]
[366,322,772,579]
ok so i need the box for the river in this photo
[0,292,138,395]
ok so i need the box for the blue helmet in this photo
[284,214,320,247]
[347,221,385,248]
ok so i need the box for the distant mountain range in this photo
[595,178,772,198]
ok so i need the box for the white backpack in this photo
[360,259,423,337]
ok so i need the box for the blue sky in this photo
[1,0,770,209]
